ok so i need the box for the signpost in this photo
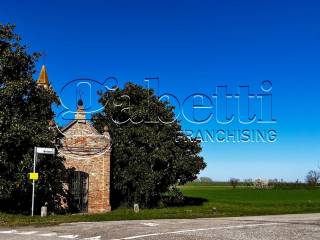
[36,147,55,155]
[29,173,39,180]
[31,147,55,216]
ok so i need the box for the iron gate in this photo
[69,171,89,213]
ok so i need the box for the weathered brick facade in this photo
[59,103,111,213]
[36,65,111,213]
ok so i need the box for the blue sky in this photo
[1,0,320,181]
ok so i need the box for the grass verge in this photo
[1,183,320,226]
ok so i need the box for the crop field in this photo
[1,182,320,226]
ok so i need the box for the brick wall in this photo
[60,121,111,213]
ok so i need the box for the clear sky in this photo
[1,0,320,181]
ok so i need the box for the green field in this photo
[1,183,320,226]
[180,183,320,216]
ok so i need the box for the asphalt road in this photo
[1,213,320,240]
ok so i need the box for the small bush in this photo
[229,178,239,189]
[162,187,185,206]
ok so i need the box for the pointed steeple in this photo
[37,65,50,89]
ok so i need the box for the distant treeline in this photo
[196,169,320,190]
[194,178,319,190]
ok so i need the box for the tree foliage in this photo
[199,177,213,183]
[306,170,320,187]
[229,178,239,189]
[0,24,67,214]
[93,83,206,207]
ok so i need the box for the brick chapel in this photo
[37,65,111,213]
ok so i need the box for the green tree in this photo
[306,170,320,187]
[229,178,239,189]
[94,83,206,207]
[0,24,67,214]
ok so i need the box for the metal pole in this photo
[31,147,37,216]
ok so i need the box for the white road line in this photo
[59,235,79,239]
[141,223,159,227]
[15,231,38,235]
[114,222,284,240]
[38,232,58,236]
[0,230,17,234]
[81,236,101,240]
